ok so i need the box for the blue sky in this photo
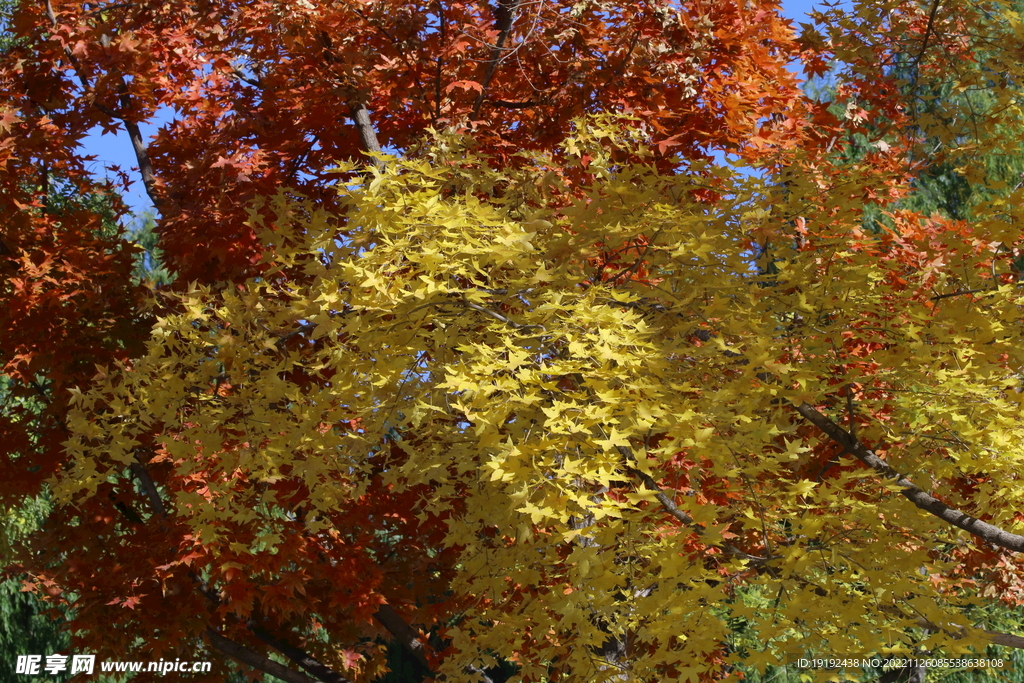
[79,0,830,218]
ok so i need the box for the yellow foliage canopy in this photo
[60,119,1024,680]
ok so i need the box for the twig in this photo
[459,297,545,332]
[912,0,943,77]
[930,287,989,301]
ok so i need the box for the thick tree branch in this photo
[130,457,168,517]
[912,617,1024,650]
[465,663,496,683]
[205,629,320,683]
[348,103,385,169]
[485,99,539,109]
[984,629,1024,649]
[247,621,353,683]
[626,414,1024,650]
[118,79,164,211]
[248,574,435,680]
[373,603,432,671]
[314,31,385,168]
[794,402,1024,553]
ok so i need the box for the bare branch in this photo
[485,99,539,109]
[313,31,385,168]
[981,627,1024,650]
[845,384,856,441]
[458,297,545,332]
[912,617,1024,650]
[930,287,990,301]
[621,454,767,563]
[465,663,496,683]
[230,68,264,89]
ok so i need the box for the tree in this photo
[1,0,817,679]
[741,3,1024,681]
[5,0,1024,681]
[125,211,175,287]
[0,489,69,670]
[56,115,1024,681]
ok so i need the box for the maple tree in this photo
[5,0,1024,681]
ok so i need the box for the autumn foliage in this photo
[3,0,1024,681]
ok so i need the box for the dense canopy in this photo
[3,0,1024,681]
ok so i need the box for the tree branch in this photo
[620,453,767,563]
[130,457,168,517]
[205,629,321,683]
[349,103,385,170]
[471,0,521,119]
[913,0,943,73]
[465,663,496,683]
[372,603,432,672]
[117,77,164,211]
[985,629,1024,649]
[42,0,165,213]
[131,458,352,681]
[313,31,385,169]
[912,617,1024,650]
[930,287,990,301]
[246,622,353,683]
[485,99,539,109]
[794,402,1024,553]
[458,297,545,332]
[135,438,430,679]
